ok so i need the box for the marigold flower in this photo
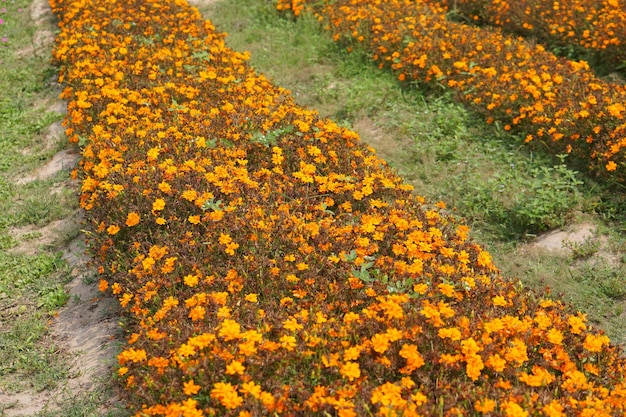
[492,295,508,307]
[280,335,297,351]
[371,333,391,354]
[542,400,565,417]
[340,361,361,381]
[125,212,140,226]
[519,365,555,387]
[399,343,425,372]
[152,198,166,212]
[501,400,528,417]
[486,353,507,372]
[240,381,262,399]
[505,338,529,365]
[438,327,461,341]
[244,293,258,302]
[210,382,243,410]
[606,161,618,172]
[184,274,199,287]
[583,333,610,352]
[474,398,496,413]
[98,279,108,292]
[188,305,205,321]
[183,379,201,396]
[225,360,245,375]
[219,319,241,341]
[547,328,564,345]
[107,225,120,235]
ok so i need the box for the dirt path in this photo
[0,0,120,415]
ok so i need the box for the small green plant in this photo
[39,286,70,310]
[564,237,601,260]
[250,124,294,147]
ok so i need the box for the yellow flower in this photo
[240,381,262,399]
[492,295,507,307]
[152,198,165,212]
[371,333,390,353]
[567,313,587,334]
[188,306,205,321]
[244,293,258,302]
[340,361,361,381]
[486,354,507,372]
[225,360,245,375]
[107,225,120,235]
[218,319,241,341]
[183,274,199,287]
[370,382,403,407]
[283,317,303,332]
[501,400,528,417]
[606,161,617,172]
[475,398,496,414]
[583,333,610,352]
[546,328,563,345]
[505,338,528,365]
[125,212,140,226]
[542,400,565,417]
[183,379,201,396]
[465,354,484,381]
[519,365,555,387]
[399,343,425,372]
[438,327,461,341]
[210,382,243,410]
[280,335,297,351]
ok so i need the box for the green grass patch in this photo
[0,0,84,401]
[203,0,626,345]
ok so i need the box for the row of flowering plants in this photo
[50,0,626,415]
[276,0,626,184]
[429,0,626,72]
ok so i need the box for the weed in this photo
[564,238,601,260]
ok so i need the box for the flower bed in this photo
[277,0,626,183]
[51,0,626,415]
[431,0,626,72]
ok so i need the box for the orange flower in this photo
[475,398,496,414]
[583,333,610,352]
[98,279,108,292]
[152,198,166,212]
[125,212,140,226]
[210,382,243,410]
[107,225,120,235]
[183,379,201,396]
[340,361,361,381]
[225,360,245,375]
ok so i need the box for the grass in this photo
[0,0,74,398]
[198,0,626,345]
[0,0,120,414]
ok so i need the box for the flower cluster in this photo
[432,0,626,71]
[52,0,626,415]
[277,0,626,182]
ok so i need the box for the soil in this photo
[0,0,120,415]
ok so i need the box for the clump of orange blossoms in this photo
[277,0,626,181]
[432,0,626,72]
[51,0,626,415]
